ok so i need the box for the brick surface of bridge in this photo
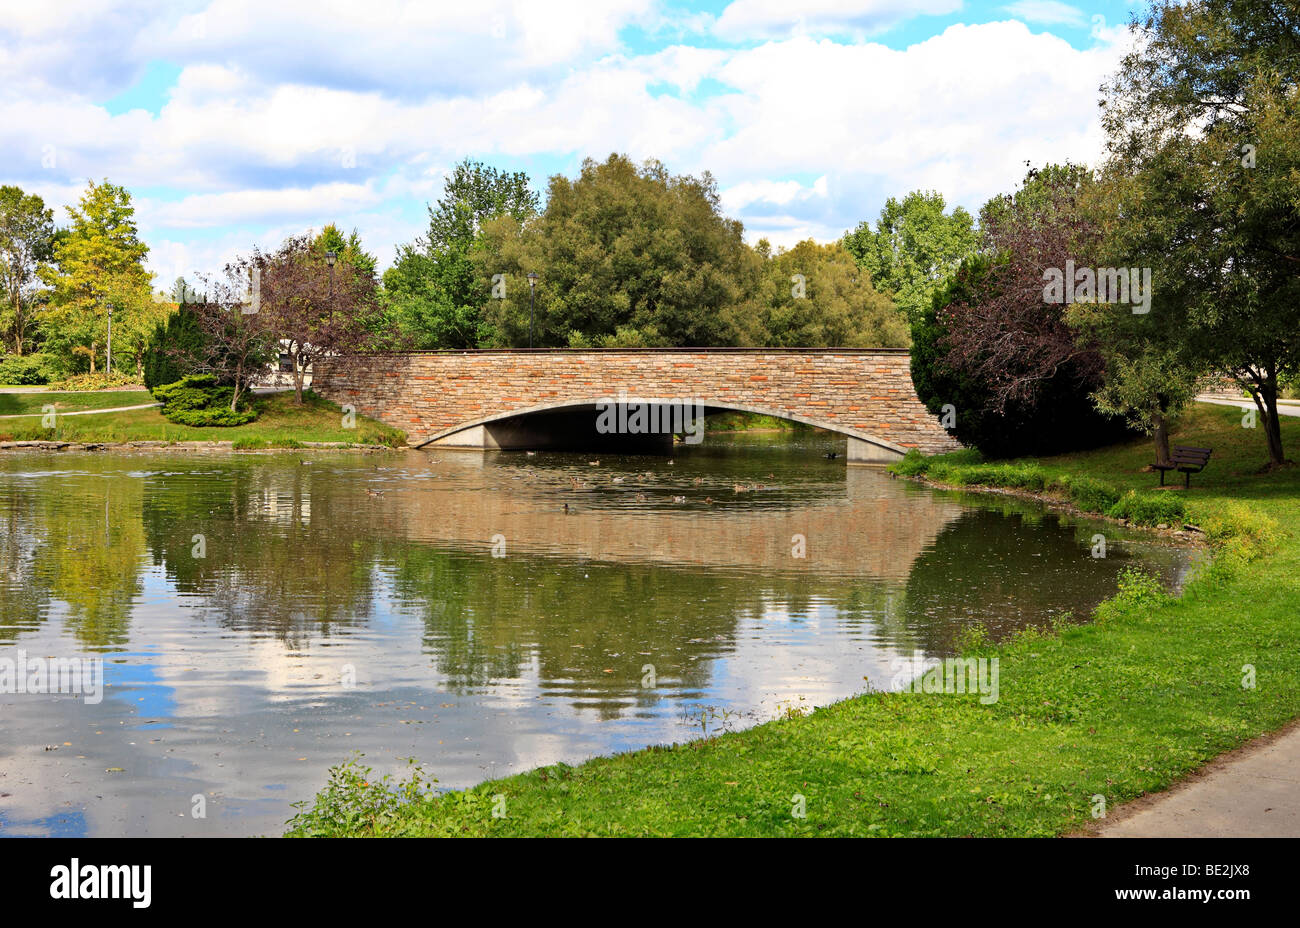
[312,348,962,460]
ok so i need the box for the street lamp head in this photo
[325,251,338,267]
[527,271,538,292]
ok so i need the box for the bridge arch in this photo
[311,348,961,462]
[417,396,911,462]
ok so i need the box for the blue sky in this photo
[0,0,1144,284]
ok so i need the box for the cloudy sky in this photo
[0,0,1142,286]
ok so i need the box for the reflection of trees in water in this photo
[0,487,51,643]
[896,502,1184,655]
[141,461,377,646]
[8,452,1195,700]
[13,478,145,648]
[385,545,868,719]
[833,581,914,649]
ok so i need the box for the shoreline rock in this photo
[0,439,401,453]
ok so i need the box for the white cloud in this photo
[1002,1,1086,26]
[147,0,657,97]
[141,182,382,229]
[713,0,961,41]
[0,3,1135,270]
[692,21,1126,244]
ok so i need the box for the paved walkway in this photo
[0,402,160,419]
[1096,720,1300,837]
[1196,393,1300,416]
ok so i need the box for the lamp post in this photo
[527,272,539,348]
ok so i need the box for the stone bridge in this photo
[312,349,961,462]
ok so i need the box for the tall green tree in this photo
[475,154,762,347]
[843,191,978,327]
[1069,175,1205,465]
[755,239,907,348]
[312,223,377,281]
[0,185,55,355]
[426,159,539,254]
[38,179,153,374]
[1100,0,1300,467]
[383,159,539,349]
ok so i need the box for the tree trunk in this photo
[1260,373,1286,467]
[1151,410,1171,466]
[8,293,19,354]
[230,360,243,412]
[293,356,305,404]
[1245,370,1287,468]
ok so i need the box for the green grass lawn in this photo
[0,389,406,447]
[0,389,152,416]
[285,402,1299,836]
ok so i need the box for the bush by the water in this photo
[1054,474,1122,514]
[929,461,1049,492]
[152,375,257,426]
[0,353,63,385]
[1106,490,1185,526]
[892,447,983,476]
[891,452,1186,527]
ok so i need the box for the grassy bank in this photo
[286,403,1297,836]
[0,389,152,416]
[0,389,406,448]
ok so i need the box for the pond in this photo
[0,432,1199,836]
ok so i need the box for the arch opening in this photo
[416,398,907,463]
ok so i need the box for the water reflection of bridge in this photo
[373,467,966,580]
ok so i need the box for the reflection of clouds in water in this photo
[0,446,1200,836]
[707,595,915,722]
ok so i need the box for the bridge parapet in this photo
[313,349,962,459]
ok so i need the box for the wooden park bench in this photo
[1154,445,1212,487]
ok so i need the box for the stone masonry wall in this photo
[313,349,962,455]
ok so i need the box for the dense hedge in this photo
[910,256,1133,458]
[0,353,64,385]
[143,305,208,391]
[49,372,138,391]
[151,374,257,426]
